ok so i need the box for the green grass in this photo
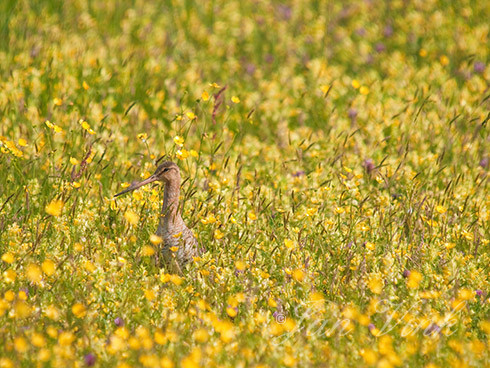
[0,0,488,367]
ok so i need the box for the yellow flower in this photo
[84,260,96,272]
[45,305,60,320]
[214,229,224,239]
[170,274,183,285]
[231,96,240,103]
[360,348,377,365]
[283,354,297,367]
[306,207,318,216]
[124,210,139,225]
[18,138,27,147]
[3,269,16,283]
[1,252,15,264]
[150,234,163,245]
[435,205,447,214]
[284,238,294,249]
[80,120,96,135]
[45,199,63,217]
[457,288,474,300]
[292,269,305,282]
[18,290,27,300]
[235,260,246,271]
[407,270,423,289]
[365,242,375,251]
[440,55,449,66]
[226,306,237,317]
[201,91,210,101]
[53,97,63,106]
[14,336,28,353]
[419,49,427,57]
[368,275,383,294]
[217,320,235,343]
[14,301,31,318]
[71,303,87,318]
[320,85,331,94]
[142,246,156,256]
[137,133,148,141]
[41,259,56,276]
[268,297,277,308]
[58,331,75,346]
[82,81,90,90]
[209,82,220,88]
[359,86,369,95]
[351,80,360,89]
[193,328,208,343]
[173,135,184,146]
[186,112,196,120]
[144,289,155,301]
[38,349,51,361]
[444,242,456,250]
[248,211,257,221]
[31,333,46,348]
[160,357,174,368]
[4,290,15,301]
[45,120,54,129]
[176,149,189,160]
[26,264,43,283]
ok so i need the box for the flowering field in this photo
[0,0,489,367]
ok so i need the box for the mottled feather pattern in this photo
[154,163,201,272]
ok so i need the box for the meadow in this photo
[0,0,488,367]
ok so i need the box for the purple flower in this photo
[375,42,386,53]
[348,108,358,121]
[479,157,488,168]
[368,323,375,331]
[383,25,394,38]
[356,27,366,36]
[245,63,256,75]
[362,158,375,174]
[292,170,305,177]
[403,270,411,278]
[424,323,441,336]
[474,61,485,74]
[84,353,96,366]
[476,290,483,297]
[277,4,292,20]
[114,317,124,327]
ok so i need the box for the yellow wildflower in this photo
[71,303,87,318]
[124,210,139,225]
[45,199,63,217]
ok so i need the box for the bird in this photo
[114,161,201,274]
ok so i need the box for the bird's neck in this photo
[161,180,181,223]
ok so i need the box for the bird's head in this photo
[114,161,180,198]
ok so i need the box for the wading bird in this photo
[114,161,201,274]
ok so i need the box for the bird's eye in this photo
[163,168,169,172]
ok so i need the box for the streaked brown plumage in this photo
[114,161,201,273]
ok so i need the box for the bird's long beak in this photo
[114,175,158,198]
